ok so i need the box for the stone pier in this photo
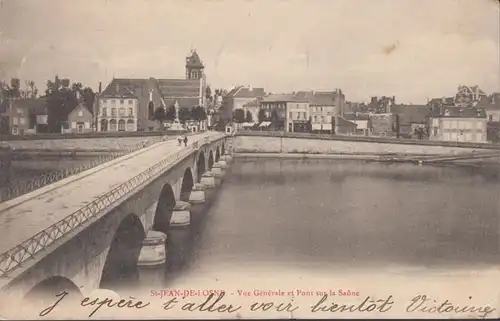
[170,201,191,227]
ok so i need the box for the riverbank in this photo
[234,152,500,168]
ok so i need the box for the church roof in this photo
[157,79,201,109]
[186,50,204,68]
[101,78,145,98]
[157,79,200,98]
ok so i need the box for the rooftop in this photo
[186,50,204,69]
[430,106,487,118]
[262,93,308,103]
[225,86,266,99]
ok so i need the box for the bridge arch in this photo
[24,276,82,308]
[152,183,176,232]
[180,167,194,202]
[196,151,206,182]
[99,213,145,290]
[215,146,220,162]
[208,150,214,171]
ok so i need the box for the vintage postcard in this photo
[0,0,499,319]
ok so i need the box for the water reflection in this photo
[121,159,500,294]
[136,186,222,289]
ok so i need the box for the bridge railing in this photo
[0,134,223,277]
[0,137,168,204]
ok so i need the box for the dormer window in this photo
[191,70,198,79]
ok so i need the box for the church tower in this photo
[185,49,204,80]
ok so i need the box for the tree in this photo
[153,106,166,129]
[165,104,176,121]
[9,78,21,98]
[245,110,253,122]
[270,109,280,127]
[24,80,38,98]
[258,109,267,123]
[179,107,191,124]
[232,109,245,123]
[205,86,212,102]
[81,87,95,111]
[45,76,79,133]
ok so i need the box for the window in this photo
[77,123,84,133]
[19,118,25,125]
[314,116,318,122]
[118,119,126,131]
[102,108,107,117]
[119,108,125,117]
[12,117,18,125]
[111,108,117,117]
[128,100,133,105]
[459,130,464,135]
[110,119,117,131]
[489,115,493,121]
[191,70,198,79]
[17,108,22,114]
[128,108,133,116]
[120,99,124,104]
[78,110,83,117]
[321,116,325,122]
[111,99,116,104]
[102,99,107,104]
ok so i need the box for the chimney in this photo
[115,83,119,93]
[98,82,102,94]
[149,89,153,102]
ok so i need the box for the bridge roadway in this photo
[0,131,222,256]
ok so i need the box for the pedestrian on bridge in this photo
[177,136,182,146]
[183,135,188,147]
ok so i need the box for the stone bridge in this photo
[0,131,231,311]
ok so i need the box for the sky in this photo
[0,0,499,104]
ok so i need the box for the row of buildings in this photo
[221,85,500,143]
[0,50,215,135]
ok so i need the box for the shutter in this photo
[71,122,77,129]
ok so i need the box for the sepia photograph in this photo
[0,0,499,319]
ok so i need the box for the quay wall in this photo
[233,132,498,155]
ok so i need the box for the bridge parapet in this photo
[0,137,166,204]
[235,130,500,150]
[0,133,225,281]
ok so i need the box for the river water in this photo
[13,157,500,319]
[133,158,500,291]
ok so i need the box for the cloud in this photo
[0,0,498,103]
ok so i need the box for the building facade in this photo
[428,107,487,143]
[97,86,139,132]
[8,98,48,135]
[242,98,261,123]
[97,50,207,132]
[221,86,266,121]
[261,94,308,131]
[62,103,94,133]
[286,101,310,133]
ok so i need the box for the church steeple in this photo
[186,49,204,80]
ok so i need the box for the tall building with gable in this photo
[97,50,208,132]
